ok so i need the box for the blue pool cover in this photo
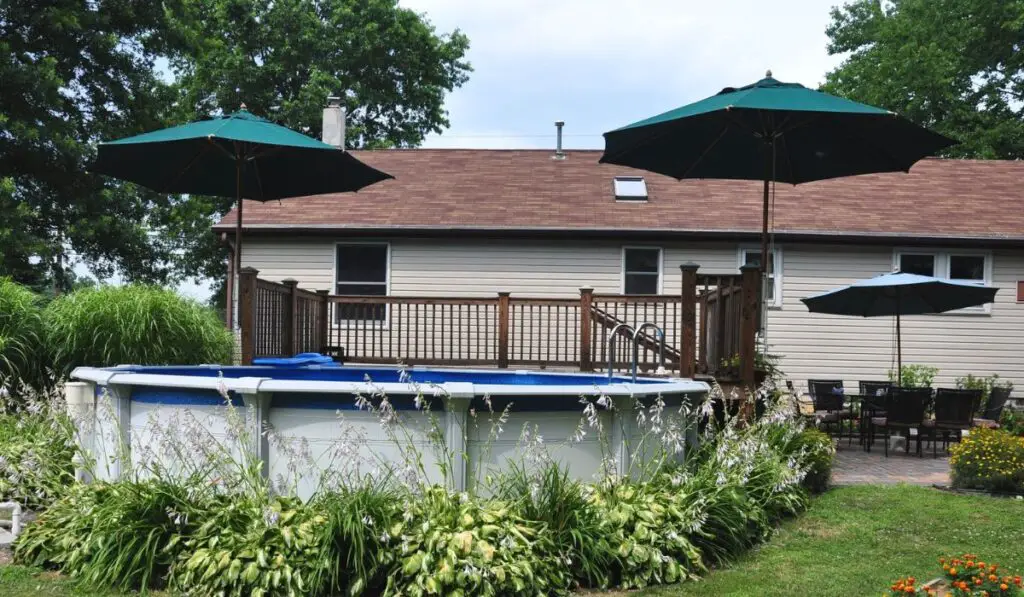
[117,362,664,386]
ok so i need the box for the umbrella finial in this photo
[765,69,772,78]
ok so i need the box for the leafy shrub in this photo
[1000,409,1024,437]
[172,495,330,597]
[0,395,75,509]
[383,486,570,597]
[889,364,939,388]
[949,427,1024,494]
[0,277,46,391]
[15,480,210,591]
[779,428,835,494]
[956,374,1014,416]
[45,284,233,373]
[496,462,617,589]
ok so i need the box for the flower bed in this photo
[888,554,1022,596]
[949,428,1024,495]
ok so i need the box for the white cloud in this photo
[401,0,845,149]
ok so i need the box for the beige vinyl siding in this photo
[241,237,1024,389]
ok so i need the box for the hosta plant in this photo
[171,494,330,597]
[383,486,571,597]
[587,480,705,589]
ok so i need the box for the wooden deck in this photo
[237,264,761,383]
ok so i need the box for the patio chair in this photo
[974,386,1011,429]
[857,382,892,449]
[870,387,931,457]
[859,381,893,397]
[923,388,980,456]
[807,380,851,440]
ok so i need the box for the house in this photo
[214,148,1024,391]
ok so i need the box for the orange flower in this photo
[991,574,999,581]
[904,587,915,594]
[975,578,983,585]
[950,568,958,575]
[1001,583,1009,591]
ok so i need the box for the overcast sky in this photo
[403,0,846,151]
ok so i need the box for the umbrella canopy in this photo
[90,110,391,199]
[89,109,392,328]
[600,73,956,313]
[600,74,954,183]
[801,272,998,385]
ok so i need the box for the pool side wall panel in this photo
[67,367,707,497]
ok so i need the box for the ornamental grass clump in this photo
[0,277,46,392]
[45,284,233,373]
[949,427,1024,494]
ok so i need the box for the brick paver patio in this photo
[831,441,950,486]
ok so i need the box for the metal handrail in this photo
[607,323,635,381]
[633,323,666,382]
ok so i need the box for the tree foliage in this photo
[0,0,470,298]
[0,1,179,291]
[823,0,1024,159]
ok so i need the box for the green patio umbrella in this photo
[89,108,391,325]
[600,72,955,285]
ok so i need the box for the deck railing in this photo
[238,264,761,384]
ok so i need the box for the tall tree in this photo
[157,0,471,303]
[0,1,179,291]
[824,0,1024,159]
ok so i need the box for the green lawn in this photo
[1,485,1022,596]
[638,484,1024,596]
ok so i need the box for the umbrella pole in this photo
[896,293,902,387]
[234,157,242,333]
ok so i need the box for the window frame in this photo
[620,246,663,295]
[738,246,783,308]
[333,241,391,326]
[892,248,993,315]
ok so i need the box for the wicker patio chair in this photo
[974,386,1011,429]
[924,388,981,456]
[871,387,932,457]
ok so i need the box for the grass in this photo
[2,485,1022,596]
[636,484,1024,596]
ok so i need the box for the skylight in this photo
[613,176,648,201]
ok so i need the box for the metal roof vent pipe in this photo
[553,120,566,160]
[323,96,346,149]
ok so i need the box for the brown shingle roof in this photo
[214,149,1024,242]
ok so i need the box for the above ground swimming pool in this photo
[67,362,709,498]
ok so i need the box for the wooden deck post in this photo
[739,264,760,390]
[497,292,511,368]
[579,287,594,371]
[316,290,329,354]
[238,267,259,365]
[281,279,298,357]
[679,263,699,378]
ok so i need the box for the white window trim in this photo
[892,248,993,315]
[620,246,663,294]
[738,246,783,308]
[333,241,391,328]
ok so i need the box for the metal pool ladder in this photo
[607,322,667,382]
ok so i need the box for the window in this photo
[898,253,936,276]
[948,255,985,283]
[613,176,648,201]
[622,247,661,294]
[893,249,992,313]
[335,243,388,321]
[739,247,782,307]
